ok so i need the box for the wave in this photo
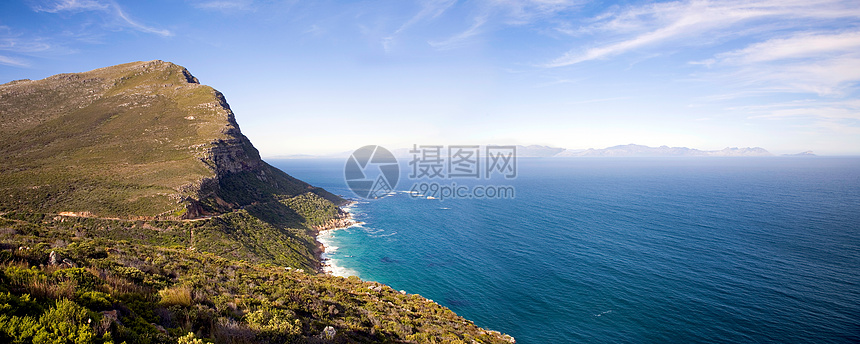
[369,231,398,238]
[317,230,359,278]
[321,259,359,278]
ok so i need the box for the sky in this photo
[1,0,859,156]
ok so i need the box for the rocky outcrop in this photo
[314,209,355,230]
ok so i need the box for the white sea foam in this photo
[594,310,613,317]
[317,229,359,278]
[315,203,367,278]
[324,263,359,278]
[363,227,385,235]
[369,231,397,238]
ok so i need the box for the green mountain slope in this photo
[0,61,514,343]
[0,60,348,269]
[0,60,341,219]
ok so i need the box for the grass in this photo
[159,285,192,307]
[0,222,516,343]
[0,60,515,343]
[0,60,341,220]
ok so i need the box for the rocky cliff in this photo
[0,61,516,344]
[0,60,341,219]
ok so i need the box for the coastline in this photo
[313,201,361,276]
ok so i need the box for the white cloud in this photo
[540,0,860,136]
[715,31,860,65]
[428,16,487,50]
[114,5,173,37]
[32,0,172,37]
[34,0,108,13]
[0,26,53,68]
[486,0,583,24]
[750,101,860,120]
[193,0,254,12]
[383,0,582,52]
[383,0,457,51]
[544,0,860,67]
[696,31,860,96]
[0,54,30,67]
[0,37,52,53]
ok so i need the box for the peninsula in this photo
[0,61,514,343]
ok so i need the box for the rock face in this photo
[0,60,343,219]
[314,208,354,230]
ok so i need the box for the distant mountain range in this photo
[269,144,776,159]
[782,150,817,157]
[554,144,772,157]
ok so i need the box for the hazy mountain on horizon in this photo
[265,144,773,159]
[555,144,773,157]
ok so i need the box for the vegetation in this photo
[0,61,515,343]
[0,216,514,343]
[0,60,343,219]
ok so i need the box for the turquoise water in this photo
[270,157,860,343]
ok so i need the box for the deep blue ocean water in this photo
[270,157,860,343]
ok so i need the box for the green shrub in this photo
[53,268,101,291]
[0,313,40,343]
[32,299,98,344]
[4,265,46,286]
[177,332,208,344]
[0,292,42,317]
[76,291,113,311]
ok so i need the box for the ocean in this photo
[270,157,860,343]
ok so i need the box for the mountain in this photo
[268,144,773,160]
[281,145,567,160]
[0,60,342,219]
[513,145,566,158]
[554,144,772,157]
[783,151,817,156]
[0,61,514,343]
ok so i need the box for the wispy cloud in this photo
[193,0,254,12]
[0,26,55,68]
[113,5,172,37]
[544,0,860,67]
[0,54,30,67]
[383,0,457,52]
[486,0,583,24]
[693,30,860,96]
[741,99,860,120]
[0,37,52,54]
[428,16,487,50]
[32,0,172,37]
[395,0,458,35]
[713,31,860,65]
[34,0,108,13]
[383,0,582,52]
[539,0,860,135]
[740,56,860,96]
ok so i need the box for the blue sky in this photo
[1,0,859,155]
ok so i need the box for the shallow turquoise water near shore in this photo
[271,157,860,343]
